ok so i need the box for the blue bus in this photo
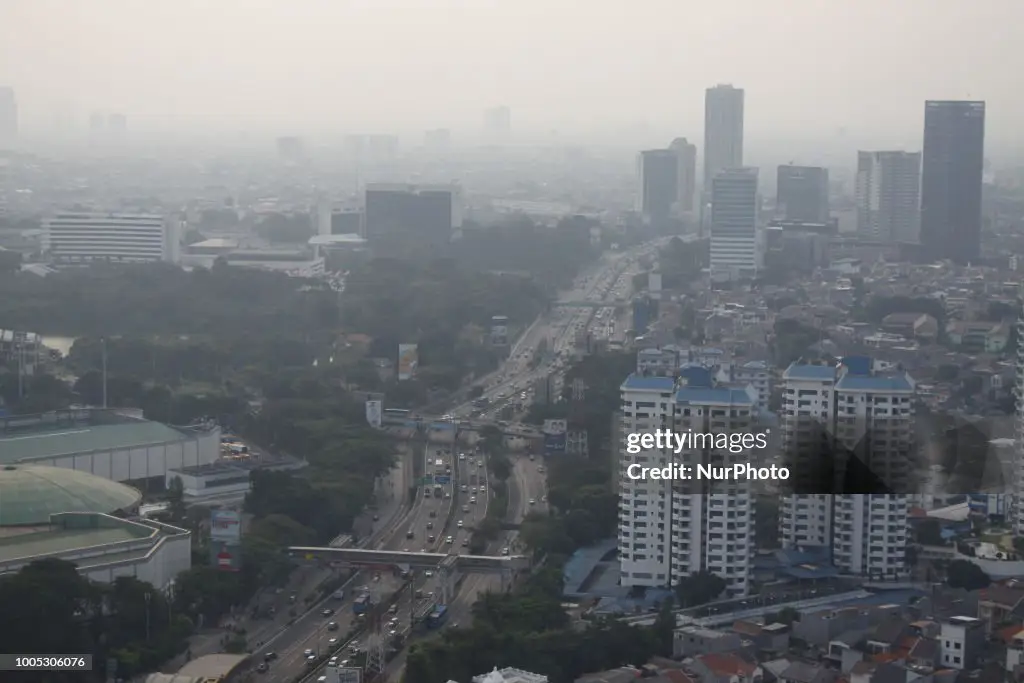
[353,593,372,615]
[426,605,448,629]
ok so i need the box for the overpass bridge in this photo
[289,546,531,604]
[552,300,622,309]
[381,416,540,440]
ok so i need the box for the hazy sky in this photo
[2,0,1022,146]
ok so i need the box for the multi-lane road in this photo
[254,241,663,681]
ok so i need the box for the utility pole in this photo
[101,337,108,409]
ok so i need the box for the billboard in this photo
[543,419,568,455]
[365,400,382,428]
[210,509,241,543]
[210,540,242,572]
[335,667,363,683]
[491,315,509,346]
[397,344,418,381]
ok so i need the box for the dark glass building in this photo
[776,165,829,223]
[364,184,459,255]
[920,100,985,264]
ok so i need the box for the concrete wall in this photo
[28,429,220,482]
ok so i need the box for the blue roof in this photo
[835,374,914,392]
[676,386,753,406]
[621,374,676,391]
[680,365,713,387]
[783,364,837,381]
[840,355,872,376]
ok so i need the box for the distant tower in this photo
[483,106,511,139]
[703,84,745,186]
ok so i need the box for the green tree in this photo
[946,559,991,590]
[675,571,726,607]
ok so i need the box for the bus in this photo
[433,485,443,498]
[353,593,372,615]
[426,605,448,629]
[434,459,445,474]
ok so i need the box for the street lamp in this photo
[144,592,152,642]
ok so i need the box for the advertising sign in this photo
[491,315,509,346]
[210,509,241,543]
[365,400,382,428]
[542,419,568,435]
[210,540,242,572]
[336,667,363,683]
[544,432,567,455]
[397,344,418,381]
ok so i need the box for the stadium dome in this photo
[0,465,143,526]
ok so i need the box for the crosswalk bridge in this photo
[289,547,531,604]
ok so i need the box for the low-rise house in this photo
[675,626,746,659]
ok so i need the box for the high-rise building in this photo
[107,113,127,136]
[1016,305,1024,536]
[778,359,914,578]
[0,87,17,141]
[276,136,305,163]
[483,106,511,137]
[709,167,759,279]
[669,138,697,215]
[44,212,181,264]
[619,369,755,595]
[776,165,829,223]
[703,85,745,186]
[364,183,461,253]
[855,151,921,243]
[637,149,678,224]
[920,100,985,263]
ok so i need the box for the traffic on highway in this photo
[248,240,664,681]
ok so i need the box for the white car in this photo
[470,497,477,504]
[457,520,464,528]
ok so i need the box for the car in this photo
[445,536,454,544]
[461,484,468,492]
[329,656,339,666]
[470,497,477,504]
[328,637,339,646]
[445,492,451,499]
[529,499,536,505]
[264,652,277,662]
[327,621,339,631]
[537,466,545,473]
[428,534,436,542]
[459,453,465,460]
[425,569,434,577]
[457,520,464,528]
[502,547,510,555]
[304,649,315,657]
[462,505,469,513]
[306,655,317,666]
[321,607,333,617]
[429,510,437,518]
[257,662,269,673]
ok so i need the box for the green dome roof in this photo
[0,465,142,526]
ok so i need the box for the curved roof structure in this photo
[0,465,142,526]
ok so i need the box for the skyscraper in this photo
[0,87,18,141]
[776,165,830,223]
[703,85,745,186]
[637,149,678,224]
[669,138,697,215]
[920,100,985,263]
[483,106,511,138]
[855,151,921,243]
[709,167,759,279]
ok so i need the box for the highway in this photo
[253,241,663,682]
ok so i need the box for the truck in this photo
[352,593,372,615]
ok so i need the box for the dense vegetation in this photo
[453,216,601,288]
[0,261,340,336]
[405,570,676,683]
[0,560,192,682]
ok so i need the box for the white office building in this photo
[855,151,922,243]
[44,211,181,264]
[619,370,755,596]
[778,360,914,578]
[709,167,760,279]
